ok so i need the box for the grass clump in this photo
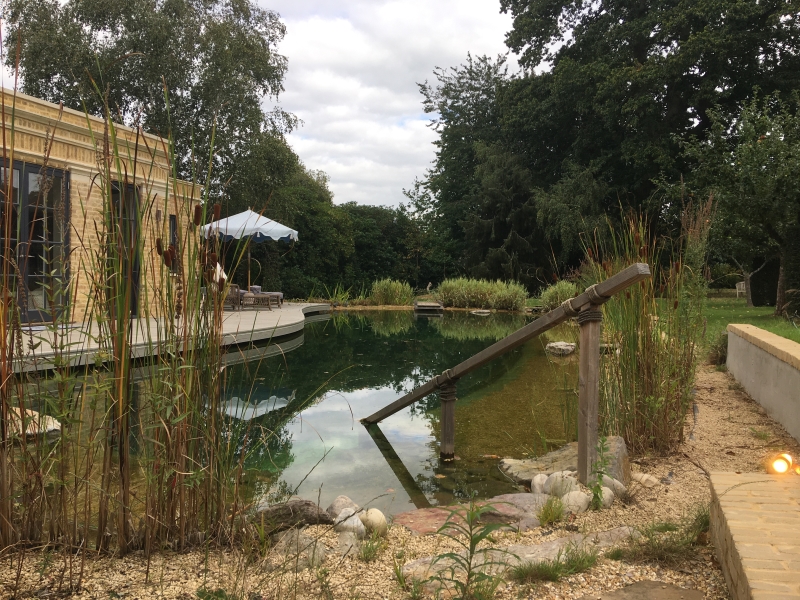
[708,330,728,365]
[539,280,578,312]
[370,278,414,305]
[607,504,710,567]
[510,543,598,583]
[359,531,388,562]
[434,278,528,311]
[537,497,564,527]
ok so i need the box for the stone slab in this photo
[710,472,800,600]
[499,436,631,486]
[576,580,704,599]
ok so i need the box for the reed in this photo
[0,81,264,583]
[434,278,528,311]
[581,203,711,454]
[369,278,413,306]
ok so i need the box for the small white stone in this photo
[631,472,659,488]
[359,508,388,537]
[545,342,576,356]
[544,471,578,496]
[601,474,627,497]
[334,507,366,539]
[600,487,615,508]
[561,491,591,514]
[531,473,548,494]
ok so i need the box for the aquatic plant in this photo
[539,280,578,311]
[434,278,528,311]
[581,202,711,454]
[370,278,414,305]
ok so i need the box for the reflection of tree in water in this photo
[221,311,534,496]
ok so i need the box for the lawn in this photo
[705,297,800,345]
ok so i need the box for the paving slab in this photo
[576,580,703,599]
[710,472,800,600]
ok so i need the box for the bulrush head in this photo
[213,203,221,221]
[156,238,163,255]
[194,204,202,227]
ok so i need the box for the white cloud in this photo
[262,0,516,206]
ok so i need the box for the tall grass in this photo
[370,278,414,305]
[539,280,578,311]
[434,278,528,311]
[0,82,264,578]
[581,203,711,454]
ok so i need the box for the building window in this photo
[169,214,178,272]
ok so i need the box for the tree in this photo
[688,94,800,313]
[499,0,800,225]
[5,0,296,187]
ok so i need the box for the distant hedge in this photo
[539,280,578,311]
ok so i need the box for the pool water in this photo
[225,310,579,516]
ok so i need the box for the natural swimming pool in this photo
[224,310,580,516]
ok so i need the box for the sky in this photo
[262,0,517,207]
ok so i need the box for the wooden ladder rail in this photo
[361,262,651,484]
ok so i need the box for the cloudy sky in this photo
[262,0,517,207]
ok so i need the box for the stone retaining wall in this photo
[727,324,800,444]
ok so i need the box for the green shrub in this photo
[539,280,579,312]
[370,278,414,306]
[510,543,598,583]
[434,278,528,311]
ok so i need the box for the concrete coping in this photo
[727,324,800,371]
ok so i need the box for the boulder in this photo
[531,473,548,494]
[600,487,615,509]
[604,437,631,485]
[543,471,578,497]
[561,491,591,514]
[631,472,659,488]
[336,531,361,556]
[359,508,388,537]
[334,507,367,539]
[546,342,576,356]
[326,495,359,519]
[272,529,326,570]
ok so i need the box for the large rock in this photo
[543,471,578,496]
[561,491,591,514]
[531,473,548,494]
[272,529,326,570]
[359,508,388,537]
[333,508,367,539]
[546,342,576,356]
[576,581,704,600]
[326,495,359,519]
[499,436,631,486]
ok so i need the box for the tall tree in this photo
[5,0,296,186]
[687,94,800,313]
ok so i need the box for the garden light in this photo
[767,453,795,474]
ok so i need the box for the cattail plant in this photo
[581,201,711,454]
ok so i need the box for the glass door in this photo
[111,183,141,317]
[0,161,69,323]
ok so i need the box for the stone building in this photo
[1,89,199,323]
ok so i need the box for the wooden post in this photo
[577,305,602,485]
[439,381,457,461]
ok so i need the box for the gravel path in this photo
[2,364,798,599]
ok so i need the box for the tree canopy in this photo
[5,0,296,184]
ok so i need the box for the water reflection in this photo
[225,311,578,515]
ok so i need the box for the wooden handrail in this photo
[361,263,650,425]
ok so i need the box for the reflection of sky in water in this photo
[240,312,577,515]
[279,380,435,515]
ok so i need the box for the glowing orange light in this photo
[770,453,794,474]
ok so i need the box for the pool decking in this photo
[15,303,330,372]
[710,472,800,599]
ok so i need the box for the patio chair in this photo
[223,284,243,311]
[735,281,745,298]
